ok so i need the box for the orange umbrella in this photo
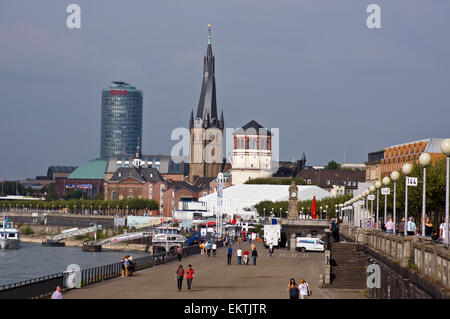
[311,196,317,219]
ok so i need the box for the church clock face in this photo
[291,192,297,198]
[204,72,209,78]
[195,118,202,127]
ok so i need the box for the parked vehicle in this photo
[295,237,324,252]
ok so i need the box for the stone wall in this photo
[340,225,450,298]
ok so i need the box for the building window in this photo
[112,191,116,200]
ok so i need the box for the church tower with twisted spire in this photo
[189,25,224,182]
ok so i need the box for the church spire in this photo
[195,24,221,129]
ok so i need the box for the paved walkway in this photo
[64,241,366,299]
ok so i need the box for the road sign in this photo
[406,177,418,186]
[381,188,390,195]
[368,195,375,200]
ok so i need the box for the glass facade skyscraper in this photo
[100,82,143,159]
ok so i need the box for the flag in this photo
[311,196,317,219]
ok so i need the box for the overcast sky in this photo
[0,0,449,180]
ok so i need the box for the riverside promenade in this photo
[64,241,366,299]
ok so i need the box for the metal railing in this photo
[0,273,64,299]
[0,242,216,299]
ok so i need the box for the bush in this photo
[22,225,34,235]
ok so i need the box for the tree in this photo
[325,160,341,170]
[45,184,59,201]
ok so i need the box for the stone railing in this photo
[340,225,450,290]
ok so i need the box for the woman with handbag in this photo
[298,278,311,299]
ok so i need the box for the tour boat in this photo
[152,226,186,245]
[0,217,21,249]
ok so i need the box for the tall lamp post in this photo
[369,186,375,228]
[419,153,431,237]
[441,139,450,245]
[382,176,391,228]
[391,171,399,234]
[375,181,382,227]
[402,163,413,235]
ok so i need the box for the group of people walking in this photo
[228,244,258,265]
[174,264,195,291]
[199,239,217,257]
[287,278,311,299]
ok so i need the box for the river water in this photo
[0,242,150,286]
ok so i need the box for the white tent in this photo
[199,184,332,216]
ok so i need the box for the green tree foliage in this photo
[0,198,159,214]
[324,160,341,170]
[254,194,352,218]
[245,177,307,185]
[376,158,447,229]
[64,190,90,200]
[0,181,27,196]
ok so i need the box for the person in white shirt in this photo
[440,218,448,243]
[212,243,217,256]
[298,278,310,299]
[236,247,242,265]
[269,244,274,256]
[407,217,416,236]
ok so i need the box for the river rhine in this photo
[0,242,150,286]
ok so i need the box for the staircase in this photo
[329,241,367,289]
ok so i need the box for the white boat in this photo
[0,218,21,249]
[152,226,186,245]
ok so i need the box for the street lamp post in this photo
[402,163,413,235]
[325,205,328,220]
[369,187,375,228]
[320,206,322,219]
[391,171,399,234]
[441,139,450,245]
[375,181,382,228]
[419,153,431,237]
[382,176,391,229]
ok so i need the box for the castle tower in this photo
[189,25,224,182]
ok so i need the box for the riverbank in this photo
[20,236,150,252]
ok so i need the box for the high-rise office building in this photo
[100,81,143,159]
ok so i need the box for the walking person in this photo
[127,255,135,276]
[385,218,394,234]
[175,265,184,291]
[243,249,249,265]
[185,264,195,291]
[439,218,447,243]
[177,246,183,262]
[207,241,212,257]
[298,278,311,299]
[424,217,433,238]
[51,286,63,299]
[227,245,233,265]
[269,243,274,256]
[398,218,405,236]
[287,279,299,299]
[200,241,204,255]
[121,256,130,277]
[212,242,217,257]
[407,217,416,236]
[252,247,258,265]
[237,247,242,265]
[249,232,252,245]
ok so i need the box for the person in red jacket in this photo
[243,249,249,265]
[185,264,195,291]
